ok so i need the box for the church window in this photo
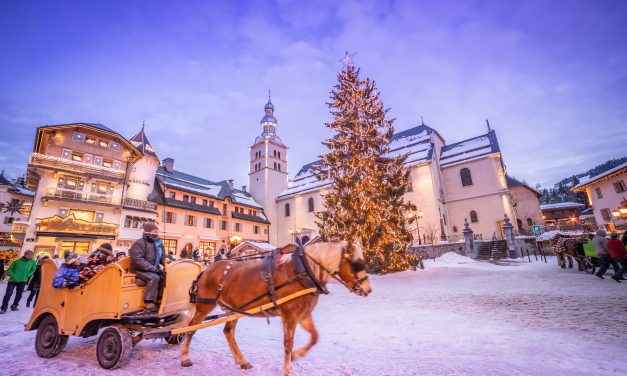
[308,197,314,212]
[285,203,290,217]
[460,168,473,186]
[470,210,478,223]
[273,150,277,158]
[278,163,281,171]
[526,218,533,226]
[274,162,277,170]
[517,219,523,229]
[278,151,281,159]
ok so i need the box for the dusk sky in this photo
[1,0,626,188]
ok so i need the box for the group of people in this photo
[592,229,627,282]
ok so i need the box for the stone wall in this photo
[409,242,467,259]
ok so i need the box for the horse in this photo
[179,241,372,375]
[550,234,586,270]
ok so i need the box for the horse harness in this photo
[188,243,367,316]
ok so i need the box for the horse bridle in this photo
[304,243,369,294]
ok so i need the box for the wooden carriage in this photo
[25,257,202,369]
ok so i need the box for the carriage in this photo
[25,257,202,369]
[549,233,597,274]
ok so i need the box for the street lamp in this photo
[408,210,424,245]
[288,228,301,244]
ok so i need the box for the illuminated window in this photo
[71,152,83,162]
[69,209,95,222]
[99,140,109,148]
[470,210,478,223]
[102,159,113,168]
[163,211,176,224]
[185,215,197,226]
[162,239,177,254]
[460,168,473,186]
[199,241,216,259]
[61,241,90,254]
[86,136,96,144]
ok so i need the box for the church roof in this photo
[439,130,500,167]
[0,171,11,185]
[129,126,158,159]
[506,175,541,197]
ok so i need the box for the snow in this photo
[572,162,627,190]
[540,202,585,210]
[439,136,493,166]
[536,230,586,241]
[433,251,475,264]
[232,193,263,208]
[159,179,223,198]
[1,259,625,375]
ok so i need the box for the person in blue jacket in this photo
[52,251,83,289]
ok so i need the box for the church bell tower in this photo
[248,94,288,245]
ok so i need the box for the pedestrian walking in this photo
[0,257,6,281]
[26,255,48,308]
[607,233,626,283]
[1,250,36,314]
[592,229,621,279]
[621,231,627,246]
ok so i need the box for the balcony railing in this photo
[29,153,125,179]
[123,197,158,211]
[43,187,121,206]
[11,221,29,234]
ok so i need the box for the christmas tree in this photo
[315,53,418,273]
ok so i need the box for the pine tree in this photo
[315,59,417,274]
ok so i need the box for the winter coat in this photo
[52,263,82,288]
[7,257,36,283]
[27,264,43,291]
[621,233,627,246]
[79,251,114,283]
[129,235,164,274]
[592,230,609,257]
[607,238,627,259]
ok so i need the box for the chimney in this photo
[241,185,247,192]
[162,158,174,172]
[227,179,234,190]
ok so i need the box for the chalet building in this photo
[539,202,585,224]
[0,172,34,251]
[150,158,270,259]
[506,176,543,234]
[248,99,542,246]
[572,162,627,231]
[21,123,144,257]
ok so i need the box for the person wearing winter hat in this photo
[1,250,36,314]
[52,250,83,289]
[79,243,115,283]
[593,229,621,279]
[129,221,165,313]
[607,233,626,282]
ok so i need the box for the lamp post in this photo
[288,228,301,244]
[408,210,423,246]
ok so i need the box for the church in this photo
[248,97,542,247]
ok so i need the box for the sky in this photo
[1,0,626,188]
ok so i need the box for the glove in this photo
[156,268,166,278]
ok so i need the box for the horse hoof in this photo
[240,362,254,370]
[181,360,193,367]
[291,350,305,360]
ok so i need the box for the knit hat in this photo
[96,243,114,256]
[610,232,618,238]
[143,221,159,233]
[64,250,80,265]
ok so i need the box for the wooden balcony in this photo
[29,153,125,181]
[123,197,158,212]
[11,221,29,234]
[43,187,122,206]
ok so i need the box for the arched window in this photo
[517,219,523,229]
[285,203,290,217]
[274,161,277,169]
[301,235,310,244]
[526,218,533,226]
[470,210,478,223]
[308,197,314,212]
[460,168,473,186]
[278,163,281,171]
[278,151,281,159]
[273,150,277,157]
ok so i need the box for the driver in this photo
[129,222,165,313]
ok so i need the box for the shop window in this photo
[460,168,473,187]
[162,239,177,254]
[70,209,95,222]
[199,241,216,259]
[61,241,90,254]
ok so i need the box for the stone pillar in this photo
[463,219,476,259]
[503,214,517,258]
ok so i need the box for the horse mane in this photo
[278,242,345,269]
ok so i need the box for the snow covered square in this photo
[1,255,625,376]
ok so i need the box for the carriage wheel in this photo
[165,334,184,345]
[97,324,133,369]
[35,315,69,358]
[584,258,596,274]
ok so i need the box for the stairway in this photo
[475,240,508,260]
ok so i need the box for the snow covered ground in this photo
[1,256,625,376]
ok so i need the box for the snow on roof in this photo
[439,133,498,166]
[540,202,585,210]
[246,241,277,251]
[535,230,586,241]
[572,162,627,190]
[159,178,223,197]
[233,192,263,208]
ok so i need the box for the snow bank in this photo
[536,230,585,241]
[434,252,475,264]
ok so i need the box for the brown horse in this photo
[180,241,372,375]
[550,234,586,270]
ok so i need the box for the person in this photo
[1,250,36,314]
[26,255,49,308]
[79,243,114,283]
[607,233,626,282]
[0,257,5,281]
[592,229,620,279]
[621,231,627,246]
[129,222,165,313]
[52,251,82,288]
[115,251,127,261]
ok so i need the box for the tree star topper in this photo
[340,51,357,67]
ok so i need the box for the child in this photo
[52,251,82,289]
[79,243,114,283]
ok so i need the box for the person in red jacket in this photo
[607,233,626,282]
